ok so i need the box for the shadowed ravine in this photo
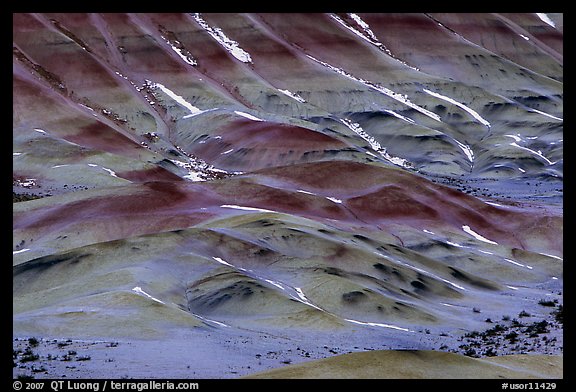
[13,13,562,379]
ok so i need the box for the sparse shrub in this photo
[505,331,519,343]
[553,305,563,324]
[485,324,506,337]
[538,299,557,307]
[464,330,480,339]
[28,337,40,347]
[518,310,531,318]
[525,320,549,336]
[20,349,39,363]
[31,365,47,373]
[511,318,524,328]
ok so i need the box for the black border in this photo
[9,8,569,388]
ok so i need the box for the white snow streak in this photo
[191,13,252,63]
[234,111,264,121]
[344,318,413,332]
[132,287,165,304]
[220,205,277,213]
[536,13,556,28]
[423,88,491,128]
[462,225,498,245]
[278,89,307,103]
[339,118,412,168]
[504,135,556,165]
[306,55,441,122]
[147,80,206,117]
